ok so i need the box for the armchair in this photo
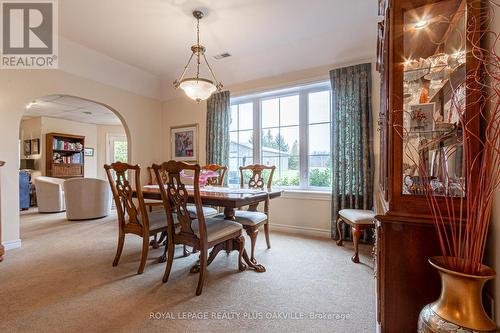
[63,178,112,220]
[35,176,66,213]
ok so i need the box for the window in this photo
[107,134,128,164]
[230,82,332,190]
[229,102,254,185]
[308,91,332,187]
[261,95,300,186]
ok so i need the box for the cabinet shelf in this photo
[404,63,447,74]
[46,132,85,178]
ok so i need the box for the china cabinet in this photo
[375,0,480,332]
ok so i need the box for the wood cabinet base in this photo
[376,215,442,333]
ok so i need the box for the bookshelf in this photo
[45,133,85,178]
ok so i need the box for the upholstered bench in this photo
[336,209,376,263]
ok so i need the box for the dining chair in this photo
[145,166,169,248]
[149,164,218,250]
[202,164,228,186]
[144,166,168,211]
[235,164,276,263]
[152,161,245,296]
[104,162,168,274]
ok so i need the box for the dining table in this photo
[140,184,282,273]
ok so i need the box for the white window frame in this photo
[230,81,332,192]
[106,134,128,164]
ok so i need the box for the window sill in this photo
[279,189,332,201]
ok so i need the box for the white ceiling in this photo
[23,95,122,126]
[59,0,379,99]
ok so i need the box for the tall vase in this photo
[418,257,498,333]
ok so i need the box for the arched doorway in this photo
[18,94,131,216]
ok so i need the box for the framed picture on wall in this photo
[84,147,94,157]
[31,139,40,154]
[23,140,31,156]
[170,124,198,162]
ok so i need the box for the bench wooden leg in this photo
[351,226,363,263]
[336,217,344,246]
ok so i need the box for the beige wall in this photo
[162,59,380,236]
[0,70,163,245]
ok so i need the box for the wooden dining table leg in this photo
[223,206,236,220]
[158,234,168,263]
[190,242,228,273]
[206,243,225,266]
[224,207,235,254]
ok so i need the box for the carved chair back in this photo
[147,166,168,185]
[202,164,227,186]
[152,161,208,244]
[239,164,275,212]
[104,162,149,235]
[239,164,276,189]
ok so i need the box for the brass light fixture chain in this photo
[196,16,200,80]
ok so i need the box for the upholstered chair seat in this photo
[229,211,267,226]
[336,209,376,263]
[338,209,376,225]
[192,218,242,243]
[187,205,218,218]
[144,198,162,205]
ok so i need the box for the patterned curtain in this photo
[330,63,374,241]
[206,91,231,177]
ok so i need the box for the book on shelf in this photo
[52,138,83,152]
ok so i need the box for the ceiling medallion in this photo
[173,10,223,102]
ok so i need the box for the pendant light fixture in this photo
[174,10,222,102]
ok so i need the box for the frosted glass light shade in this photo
[179,78,217,102]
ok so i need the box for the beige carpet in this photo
[0,209,375,333]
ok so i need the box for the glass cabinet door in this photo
[401,0,466,197]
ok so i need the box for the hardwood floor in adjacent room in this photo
[0,209,375,333]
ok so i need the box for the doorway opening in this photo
[18,94,130,221]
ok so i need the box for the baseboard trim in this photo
[269,223,331,238]
[3,239,22,251]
